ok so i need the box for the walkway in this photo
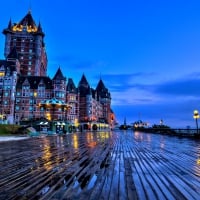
[0,131,200,199]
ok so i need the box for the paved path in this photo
[0,136,28,142]
[0,130,200,200]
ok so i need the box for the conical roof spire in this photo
[8,11,38,33]
[3,19,13,34]
[78,74,90,88]
[19,11,36,27]
[52,67,66,80]
[96,79,106,92]
[96,78,111,99]
[67,78,77,93]
[8,19,12,29]
[37,21,45,36]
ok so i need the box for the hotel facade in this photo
[0,11,115,131]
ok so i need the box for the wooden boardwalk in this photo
[0,131,200,200]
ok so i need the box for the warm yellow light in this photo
[0,72,5,77]
[46,113,51,121]
[87,141,97,148]
[41,139,53,170]
[33,92,37,97]
[12,25,23,32]
[74,118,79,127]
[73,134,78,149]
[193,110,199,119]
[12,24,37,32]
[27,25,37,32]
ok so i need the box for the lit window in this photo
[0,72,5,77]
[4,92,8,97]
[15,106,20,111]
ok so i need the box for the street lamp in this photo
[31,91,37,127]
[193,110,199,134]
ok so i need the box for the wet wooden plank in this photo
[0,131,200,200]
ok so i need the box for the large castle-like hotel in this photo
[0,11,115,132]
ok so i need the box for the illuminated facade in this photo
[0,11,114,128]
[3,11,47,76]
[66,78,79,123]
[77,74,114,128]
[15,76,53,123]
[0,59,17,123]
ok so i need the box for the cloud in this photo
[112,98,198,127]
[97,72,155,91]
[107,72,200,127]
[153,76,200,97]
[98,72,200,106]
[93,73,158,106]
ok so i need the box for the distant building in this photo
[0,10,115,130]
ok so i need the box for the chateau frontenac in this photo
[0,11,115,132]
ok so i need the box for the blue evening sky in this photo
[0,0,200,127]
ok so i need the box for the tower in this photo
[96,79,111,124]
[78,74,91,122]
[52,67,66,101]
[3,11,47,76]
[66,78,79,123]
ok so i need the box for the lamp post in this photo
[193,110,199,134]
[31,91,37,127]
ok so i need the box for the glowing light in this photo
[87,141,97,148]
[42,139,53,170]
[0,72,5,77]
[12,24,37,32]
[46,113,51,121]
[73,134,78,149]
[74,118,79,127]
[193,110,199,119]
[33,92,37,97]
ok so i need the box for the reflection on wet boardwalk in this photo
[0,130,200,200]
